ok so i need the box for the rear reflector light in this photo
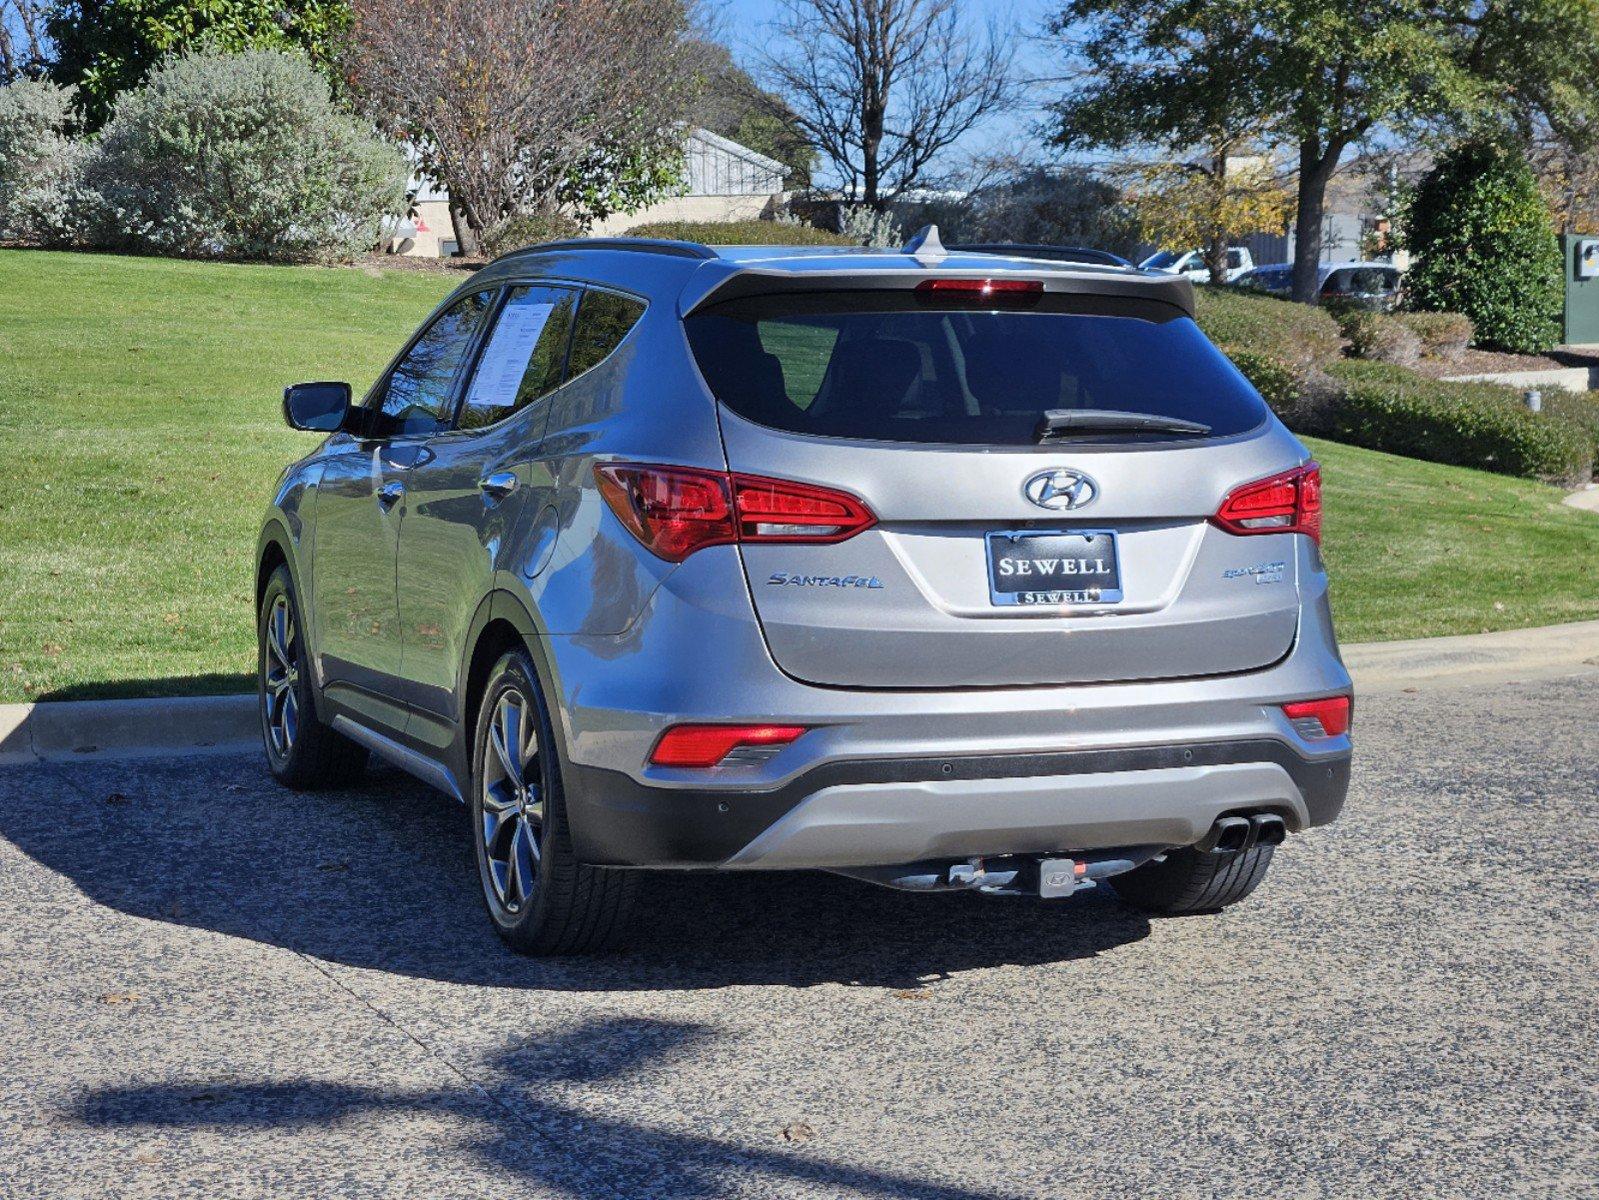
[595,463,875,562]
[1212,462,1322,544]
[650,724,809,768]
[1282,696,1350,738]
[916,278,1044,297]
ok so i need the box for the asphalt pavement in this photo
[1,666,1595,1198]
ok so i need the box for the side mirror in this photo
[283,381,351,432]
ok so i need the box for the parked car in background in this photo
[257,233,1351,955]
[1140,247,1254,284]
[1233,262,1403,311]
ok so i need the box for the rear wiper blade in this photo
[1034,408,1212,440]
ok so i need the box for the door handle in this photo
[478,471,519,502]
[376,480,406,509]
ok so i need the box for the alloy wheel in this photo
[480,690,543,915]
[263,594,300,756]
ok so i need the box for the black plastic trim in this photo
[562,738,1351,868]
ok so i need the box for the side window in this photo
[566,289,647,379]
[457,285,579,431]
[373,290,494,435]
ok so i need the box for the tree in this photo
[759,0,1014,210]
[1404,141,1563,353]
[1048,0,1599,303]
[1,0,50,83]
[47,0,351,127]
[346,0,698,255]
[1119,148,1291,280]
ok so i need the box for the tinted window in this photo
[566,289,646,379]
[685,291,1269,445]
[457,285,579,431]
[375,290,494,434]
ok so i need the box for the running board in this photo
[331,715,463,802]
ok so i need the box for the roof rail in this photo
[493,236,718,264]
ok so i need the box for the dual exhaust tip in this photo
[1197,812,1286,855]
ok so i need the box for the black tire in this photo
[1110,844,1275,915]
[470,648,637,955]
[258,564,369,789]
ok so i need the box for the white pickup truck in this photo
[1139,247,1255,283]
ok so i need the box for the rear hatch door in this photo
[687,282,1307,689]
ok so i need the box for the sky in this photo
[711,0,1061,184]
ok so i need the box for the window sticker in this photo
[465,297,556,412]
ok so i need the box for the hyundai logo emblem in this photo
[1023,468,1098,511]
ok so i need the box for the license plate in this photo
[987,530,1122,606]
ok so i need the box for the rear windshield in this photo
[684,290,1269,445]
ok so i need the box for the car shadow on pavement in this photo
[73,1016,1024,1199]
[0,753,1151,991]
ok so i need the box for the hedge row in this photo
[1193,286,1343,368]
[1323,361,1593,488]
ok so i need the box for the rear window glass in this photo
[684,291,1269,445]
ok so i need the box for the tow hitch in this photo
[832,848,1164,898]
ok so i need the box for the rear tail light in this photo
[650,723,809,768]
[1282,696,1351,739]
[1212,462,1322,544]
[595,463,875,562]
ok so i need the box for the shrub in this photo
[623,218,856,246]
[1326,361,1592,486]
[838,204,902,246]
[78,48,408,262]
[1538,388,1599,465]
[1193,285,1342,369]
[482,209,581,257]
[1215,348,1336,435]
[0,80,83,246]
[1336,309,1423,366]
[1403,142,1563,354]
[1394,310,1473,361]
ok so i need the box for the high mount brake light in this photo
[594,463,876,563]
[1212,462,1322,544]
[650,724,809,768]
[1282,696,1351,738]
[915,278,1044,297]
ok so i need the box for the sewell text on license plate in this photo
[986,530,1123,606]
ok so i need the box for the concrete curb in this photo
[1344,619,1599,692]
[0,694,258,766]
[3,620,1598,764]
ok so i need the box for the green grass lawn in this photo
[1,249,1596,702]
[0,250,455,701]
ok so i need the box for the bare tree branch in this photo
[0,0,50,84]
[346,0,699,251]
[758,0,1015,209]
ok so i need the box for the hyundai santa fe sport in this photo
[256,230,1352,954]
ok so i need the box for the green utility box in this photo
[1562,234,1599,345]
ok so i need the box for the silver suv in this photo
[257,233,1352,954]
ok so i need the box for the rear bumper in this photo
[563,738,1350,869]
